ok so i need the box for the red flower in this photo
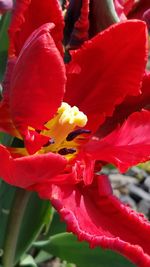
[0,0,150,265]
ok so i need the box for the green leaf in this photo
[0,181,16,251]
[0,132,14,145]
[14,193,51,264]
[20,254,37,267]
[0,13,10,51]
[61,262,75,267]
[35,251,52,265]
[0,13,10,81]
[0,50,7,81]
[45,211,66,237]
[37,233,135,267]
[66,264,75,267]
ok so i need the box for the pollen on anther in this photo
[58,102,87,127]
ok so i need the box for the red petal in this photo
[23,129,50,155]
[143,9,150,30]
[124,0,135,15]
[114,0,135,19]
[30,156,95,194]
[0,144,67,188]
[65,20,147,132]
[0,58,17,136]
[85,110,150,172]
[75,153,95,185]
[65,0,89,49]
[98,72,150,138]
[0,101,19,137]
[9,0,64,56]
[114,0,127,20]
[44,175,150,266]
[10,23,66,136]
[64,0,82,45]
[2,57,16,100]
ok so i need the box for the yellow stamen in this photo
[40,102,88,158]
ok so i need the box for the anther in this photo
[66,129,91,141]
[58,148,76,155]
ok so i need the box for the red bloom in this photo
[0,0,150,265]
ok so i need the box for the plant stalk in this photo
[89,0,120,37]
[2,188,31,267]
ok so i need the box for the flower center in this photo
[10,102,90,160]
[38,102,89,160]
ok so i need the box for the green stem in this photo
[89,0,120,37]
[0,13,10,50]
[2,188,31,267]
